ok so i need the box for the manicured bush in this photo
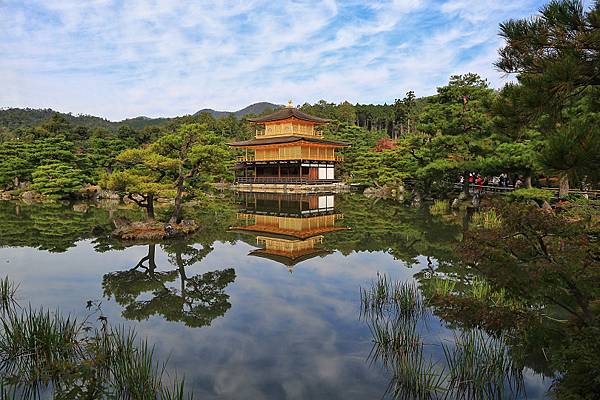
[31,162,85,199]
[506,188,554,204]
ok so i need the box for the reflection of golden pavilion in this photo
[230,193,349,270]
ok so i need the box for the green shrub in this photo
[506,188,554,204]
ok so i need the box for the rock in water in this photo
[112,220,200,240]
[97,190,120,200]
[472,194,480,208]
[21,191,42,201]
[451,198,460,209]
[458,191,468,201]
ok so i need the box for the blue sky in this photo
[0,0,560,120]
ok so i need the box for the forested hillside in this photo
[0,108,116,132]
[2,65,599,202]
[0,102,281,133]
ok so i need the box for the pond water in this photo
[0,193,552,399]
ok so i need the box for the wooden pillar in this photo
[278,164,281,179]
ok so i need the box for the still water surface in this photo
[0,194,550,399]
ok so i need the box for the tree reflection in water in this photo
[103,242,235,328]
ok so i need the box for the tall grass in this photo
[0,277,18,314]
[368,315,422,368]
[362,275,445,399]
[429,200,449,216]
[362,274,526,400]
[442,330,524,399]
[0,277,192,399]
[0,306,82,385]
[470,277,491,301]
[470,208,503,229]
[387,346,446,400]
[360,274,428,322]
[427,276,457,297]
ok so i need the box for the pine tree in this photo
[496,0,600,196]
[31,162,85,199]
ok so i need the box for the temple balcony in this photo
[235,154,344,163]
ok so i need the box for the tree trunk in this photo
[147,244,157,271]
[146,193,155,220]
[525,172,532,189]
[170,177,184,224]
[558,174,569,199]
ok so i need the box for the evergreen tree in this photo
[0,141,34,189]
[496,0,600,196]
[151,123,231,223]
[101,148,175,220]
[30,162,85,199]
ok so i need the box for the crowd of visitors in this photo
[457,173,597,195]
[458,172,522,191]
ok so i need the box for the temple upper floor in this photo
[247,105,330,139]
[258,119,321,138]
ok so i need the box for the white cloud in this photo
[0,0,549,120]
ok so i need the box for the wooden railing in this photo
[453,183,514,193]
[235,177,340,185]
[452,183,600,198]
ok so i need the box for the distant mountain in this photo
[194,102,281,118]
[0,108,116,131]
[118,116,171,130]
[0,102,281,132]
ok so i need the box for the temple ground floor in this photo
[234,161,339,184]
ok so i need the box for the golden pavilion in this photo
[229,101,349,192]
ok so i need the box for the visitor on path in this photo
[476,175,483,192]
[515,177,523,189]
